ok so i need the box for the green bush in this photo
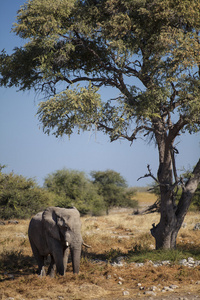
[0,171,54,219]
[90,170,138,214]
[44,169,105,215]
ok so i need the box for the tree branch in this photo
[137,164,158,183]
[176,159,200,219]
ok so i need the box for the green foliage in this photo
[91,170,137,213]
[0,171,54,219]
[44,168,137,215]
[128,248,200,264]
[44,168,105,215]
[1,0,199,139]
[37,84,101,137]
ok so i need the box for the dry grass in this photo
[0,195,200,299]
[132,192,157,208]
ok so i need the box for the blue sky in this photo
[0,0,199,187]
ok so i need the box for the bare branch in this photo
[170,145,179,183]
[137,164,159,183]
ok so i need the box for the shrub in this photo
[0,171,54,219]
[90,170,138,214]
[44,169,105,215]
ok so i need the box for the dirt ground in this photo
[0,196,200,299]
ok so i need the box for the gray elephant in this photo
[28,206,83,277]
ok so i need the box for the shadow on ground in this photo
[0,250,36,280]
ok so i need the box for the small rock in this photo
[7,274,14,279]
[161,260,170,265]
[106,275,111,279]
[118,281,123,285]
[112,262,124,267]
[162,286,174,292]
[150,286,157,291]
[16,233,26,238]
[8,220,19,224]
[179,259,187,266]
[193,223,200,230]
[169,284,178,289]
[135,262,144,267]
[149,244,155,249]
[144,291,157,296]
[123,291,129,296]
[188,257,195,264]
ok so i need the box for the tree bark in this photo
[150,116,200,250]
[151,157,200,250]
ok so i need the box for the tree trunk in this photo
[151,213,180,250]
[151,117,200,250]
[151,158,200,250]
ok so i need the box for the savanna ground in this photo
[0,192,200,299]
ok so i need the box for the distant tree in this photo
[0,171,53,219]
[1,0,200,249]
[91,170,137,214]
[44,169,105,215]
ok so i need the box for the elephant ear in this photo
[42,207,61,241]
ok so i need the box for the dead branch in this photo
[137,164,158,183]
[133,199,160,215]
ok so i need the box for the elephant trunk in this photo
[71,247,81,274]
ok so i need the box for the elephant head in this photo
[42,206,83,274]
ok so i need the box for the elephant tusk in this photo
[66,242,69,247]
[82,242,91,248]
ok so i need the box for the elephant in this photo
[28,206,83,277]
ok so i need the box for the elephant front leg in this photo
[54,248,65,276]
[39,265,46,277]
[47,254,56,278]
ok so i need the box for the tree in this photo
[148,168,200,213]
[44,169,105,215]
[91,170,137,214]
[0,170,54,219]
[0,0,200,249]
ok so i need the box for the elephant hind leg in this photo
[29,239,46,276]
[47,255,56,278]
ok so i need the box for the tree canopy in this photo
[1,0,199,140]
[0,0,200,249]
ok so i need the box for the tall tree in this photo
[0,0,200,249]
